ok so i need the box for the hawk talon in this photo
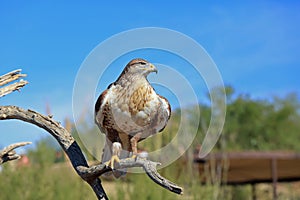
[131,154,137,160]
[104,155,121,170]
[95,58,171,178]
[123,154,137,161]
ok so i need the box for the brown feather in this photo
[95,89,108,114]
[94,58,171,170]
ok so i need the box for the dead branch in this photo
[0,106,183,197]
[78,156,183,195]
[0,105,108,200]
[0,69,26,86]
[0,142,31,164]
[0,69,28,97]
[0,69,183,199]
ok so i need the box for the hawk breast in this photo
[106,83,169,136]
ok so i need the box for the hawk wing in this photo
[94,58,171,178]
[157,94,171,132]
[94,86,131,165]
[94,89,109,134]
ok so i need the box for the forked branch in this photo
[0,105,108,200]
[0,142,31,164]
[0,106,183,197]
[0,69,183,199]
[78,156,183,195]
[0,69,28,97]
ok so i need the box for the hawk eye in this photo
[139,62,147,65]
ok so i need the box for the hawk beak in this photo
[149,64,158,74]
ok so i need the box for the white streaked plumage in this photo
[94,58,171,178]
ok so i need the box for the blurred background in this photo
[0,1,300,199]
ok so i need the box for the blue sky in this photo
[0,1,299,150]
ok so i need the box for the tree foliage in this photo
[221,91,300,151]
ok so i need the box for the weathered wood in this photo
[78,156,183,195]
[0,105,109,199]
[0,69,26,86]
[0,69,183,199]
[0,69,28,97]
[0,105,183,196]
[0,142,31,164]
[0,80,28,98]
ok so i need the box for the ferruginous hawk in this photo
[94,58,171,177]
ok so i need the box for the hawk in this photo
[94,58,171,177]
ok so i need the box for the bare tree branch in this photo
[0,69,28,97]
[0,69,183,199]
[0,69,26,86]
[0,69,108,199]
[0,106,183,196]
[0,80,28,98]
[0,105,108,200]
[0,142,31,164]
[78,157,183,195]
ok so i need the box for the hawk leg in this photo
[130,132,142,159]
[104,142,122,169]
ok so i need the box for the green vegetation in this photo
[0,141,95,200]
[1,87,300,199]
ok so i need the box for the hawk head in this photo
[123,58,157,77]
